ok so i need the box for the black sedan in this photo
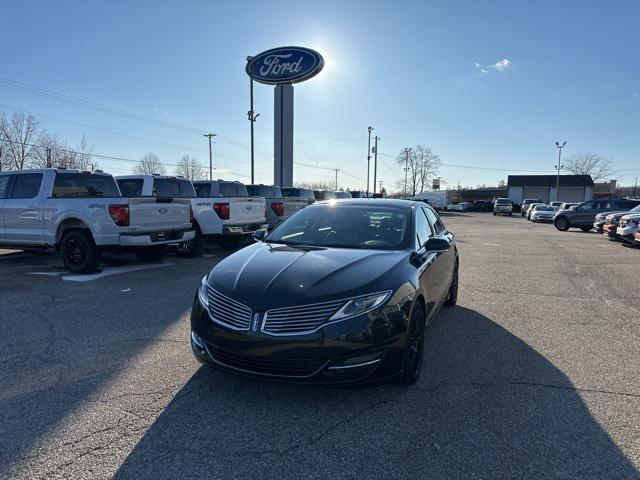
[190,199,459,386]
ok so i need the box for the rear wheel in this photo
[60,229,101,274]
[399,305,426,386]
[135,246,167,262]
[176,226,205,258]
[554,217,570,231]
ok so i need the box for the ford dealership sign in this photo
[246,46,324,85]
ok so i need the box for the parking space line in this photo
[61,262,173,282]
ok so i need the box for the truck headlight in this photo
[329,291,392,322]
[198,276,209,308]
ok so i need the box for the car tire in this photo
[493,212,496,216]
[580,226,592,232]
[554,217,570,231]
[176,226,205,258]
[508,212,512,216]
[135,246,167,262]
[444,261,458,307]
[399,304,426,386]
[60,229,101,274]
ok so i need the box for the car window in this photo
[578,201,595,211]
[53,173,120,197]
[267,205,410,250]
[246,185,283,198]
[10,173,43,199]
[116,179,143,197]
[423,206,444,235]
[194,183,211,197]
[218,182,248,197]
[415,208,432,248]
[596,201,610,210]
[0,175,10,198]
[153,178,195,197]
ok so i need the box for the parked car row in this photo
[0,168,320,272]
[516,195,640,248]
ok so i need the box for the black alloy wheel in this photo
[60,230,101,274]
[176,227,205,258]
[399,305,426,385]
[554,217,570,231]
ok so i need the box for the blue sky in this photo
[2,0,639,189]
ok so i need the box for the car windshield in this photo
[266,205,410,250]
[629,205,640,213]
[496,199,511,205]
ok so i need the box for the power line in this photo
[378,152,554,173]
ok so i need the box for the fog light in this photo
[328,352,382,370]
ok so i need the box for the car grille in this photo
[207,286,252,330]
[262,299,347,335]
[204,342,324,377]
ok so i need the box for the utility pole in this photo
[634,177,638,197]
[46,148,52,168]
[555,141,566,201]
[378,180,383,195]
[247,56,260,184]
[0,146,3,172]
[373,135,379,195]
[366,126,373,196]
[203,133,216,180]
[333,169,340,190]
[403,147,412,198]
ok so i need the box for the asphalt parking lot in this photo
[1,213,639,480]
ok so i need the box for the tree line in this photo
[0,110,206,179]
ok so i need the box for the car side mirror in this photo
[253,229,268,242]
[424,237,450,251]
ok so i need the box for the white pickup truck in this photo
[246,184,310,230]
[0,169,194,273]
[116,176,267,256]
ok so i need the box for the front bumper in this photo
[593,221,606,233]
[532,215,554,222]
[119,228,195,246]
[603,225,619,239]
[222,223,269,236]
[189,295,409,385]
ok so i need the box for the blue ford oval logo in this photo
[246,46,324,85]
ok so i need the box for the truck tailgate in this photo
[127,197,192,231]
[228,197,265,224]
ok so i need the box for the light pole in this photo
[247,56,260,184]
[366,127,373,196]
[555,141,566,201]
[373,136,380,195]
[333,168,340,190]
[204,133,217,180]
[403,147,412,198]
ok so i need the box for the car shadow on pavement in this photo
[114,307,639,480]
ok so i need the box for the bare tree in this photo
[134,153,165,175]
[0,111,40,170]
[564,152,614,182]
[295,180,334,190]
[395,145,441,196]
[175,155,204,180]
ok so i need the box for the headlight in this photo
[198,276,209,308]
[329,291,392,322]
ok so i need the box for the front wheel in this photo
[60,230,101,274]
[135,246,167,262]
[399,305,426,386]
[554,217,570,231]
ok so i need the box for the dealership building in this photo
[507,175,594,204]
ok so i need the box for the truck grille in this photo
[262,299,346,335]
[207,286,252,330]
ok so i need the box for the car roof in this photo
[313,198,418,210]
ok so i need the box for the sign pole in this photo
[274,84,294,187]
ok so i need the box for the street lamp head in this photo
[368,126,373,133]
[555,141,559,146]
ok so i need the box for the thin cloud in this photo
[474,58,512,74]
[634,92,639,97]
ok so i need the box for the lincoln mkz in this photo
[190,199,459,385]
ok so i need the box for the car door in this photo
[572,200,596,226]
[3,173,45,244]
[0,174,11,241]
[423,206,454,303]
[413,207,441,321]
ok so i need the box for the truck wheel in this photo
[135,246,167,262]
[218,236,242,251]
[176,227,204,258]
[60,230,101,274]
[554,217,570,231]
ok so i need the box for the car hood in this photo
[207,242,409,310]
[621,213,640,220]
[606,212,630,221]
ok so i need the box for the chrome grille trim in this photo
[262,298,346,336]
[206,286,252,330]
